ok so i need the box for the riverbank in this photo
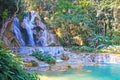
[22,50,120,72]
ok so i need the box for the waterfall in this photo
[37,30,48,46]
[12,11,58,47]
[12,16,25,46]
[21,11,49,46]
[22,11,36,46]
[34,12,48,46]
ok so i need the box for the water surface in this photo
[40,64,120,80]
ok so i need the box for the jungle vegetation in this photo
[0,0,120,80]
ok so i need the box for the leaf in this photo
[8,71,15,75]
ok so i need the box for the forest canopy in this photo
[0,0,120,80]
[0,0,120,48]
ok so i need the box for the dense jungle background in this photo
[0,0,120,80]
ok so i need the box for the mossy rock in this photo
[60,54,69,60]
[25,60,38,67]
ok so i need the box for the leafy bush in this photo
[0,45,39,80]
[110,32,120,45]
[87,34,110,49]
[0,0,16,19]
[72,46,94,52]
[32,51,56,64]
[101,45,120,53]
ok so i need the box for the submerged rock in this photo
[60,53,69,60]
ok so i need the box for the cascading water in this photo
[12,11,58,47]
[33,12,48,46]
[21,11,48,46]
[22,11,36,46]
[12,16,25,46]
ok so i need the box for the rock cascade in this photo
[2,11,59,47]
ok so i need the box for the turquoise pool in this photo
[40,64,120,80]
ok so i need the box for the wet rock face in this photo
[13,46,120,72]
[13,46,64,56]
[21,11,47,46]
[23,52,120,72]
[67,53,120,64]
[14,46,120,64]
[82,54,120,64]
[0,20,21,47]
[3,11,59,47]
[60,54,69,60]
[11,11,59,47]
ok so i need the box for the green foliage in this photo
[72,46,94,53]
[87,34,110,49]
[2,9,9,19]
[18,0,119,48]
[1,0,119,48]
[32,51,56,64]
[110,32,120,45]
[78,1,90,8]
[0,0,17,19]
[101,45,120,53]
[48,0,96,46]
[0,0,26,28]
[0,45,39,80]
[50,0,93,26]
[100,0,115,8]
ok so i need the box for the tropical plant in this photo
[0,41,39,80]
[87,34,110,49]
[32,51,56,64]
[101,45,120,53]
[72,46,94,53]
[110,31,120,45]
[48,0,97,46]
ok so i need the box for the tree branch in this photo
[0,0,20,38]
[0,0,20,47]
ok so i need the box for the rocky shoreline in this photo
[22,51,120,72]
[13,47,120,72]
